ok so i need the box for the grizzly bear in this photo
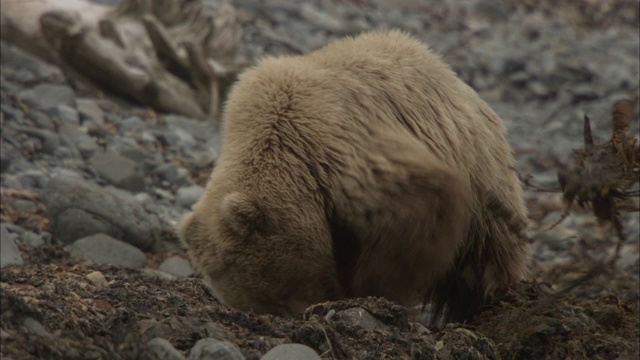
[178,30,530,324]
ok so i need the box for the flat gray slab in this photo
[44,176,161,251]
[66,233,147,268]
[1,224,23,267]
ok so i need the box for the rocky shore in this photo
[1,0,638,359]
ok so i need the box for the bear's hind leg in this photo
[335,136,472,307]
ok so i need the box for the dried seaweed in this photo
[554,96,640,262]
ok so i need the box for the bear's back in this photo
[223,30,525,217]
[313,31,523,212]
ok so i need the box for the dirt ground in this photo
[1,239,638,359]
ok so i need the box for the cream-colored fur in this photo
[179,30,530,322]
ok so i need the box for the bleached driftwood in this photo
[0,0,243,120]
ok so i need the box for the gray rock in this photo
[140,131,156,143]
[107,137,149,162]
[11,198,39,212]
[142,317,228,345]
[528,81,550,97]
[525,51,557,77]
[159,256,194,277]
[23,317,50,337]
[142,201,185,232]
[89,152,145,192]
[40,231,52,244]
[0,175,22,190]
[13,127,61,155]
[0,41,63,80]
[147,338,186,360]
[188,338,245,360]
[475,0,508,22]
[172,128,198,149]
[198,322,228,340]
[19,84,76,114]
[164,115,215,143]
[2,223,26,236]
[337,307,384,331]
[153,129,196,150]
[299,4,344,33]
[508,71,530,85]
[152,188,176,202]
[76,98,104,123]
[261,344,321,360]
[53,141,83,164]
[570,83,601,103]
[154,163,189,185]
[30,111,56,131]
[1,224,23,267]
[0,328,13,340]
[119,116,147,132]
[142,268,177,281]
[43,176,161,250]
[146,153,165,168]
[176,185,204,209]
[66,233,147,268]
[50,168,84,180]
[85,270,109,288]
[7,169,51,189]
[29,110,56,132]
[58,124,99,159]
[0,141,15,173]
[57,105,81,125]
[4,225,50,247]
[19,230,45,247]
[1,103,25,123]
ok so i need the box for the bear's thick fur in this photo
[179,30,530,323]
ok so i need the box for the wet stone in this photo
[58,124,99,159]
[89,152,145,192]
[188,338,245,360]
[147,338,186,360]
[176,185,205,209]
[1,224,23,267]
[19,84,76,114]
[260,344,321,360]
[159,256,194,278]
[76,98,104,123]
[56,104,80,125]
[66,233,147,268]
[43,176,161,250]
[337,307,385,331]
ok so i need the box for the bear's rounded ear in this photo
[220,192,265,236]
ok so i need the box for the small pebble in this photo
[188,338,245,360]
[19,230,45,247]
[86,271,109,288]
[23,317,49,337]
[337,307,384,331]
[261,344,322,360]
[147,337,186,360]
[159,256,194,278]
[176,185,205,209]
[76,98,104,123]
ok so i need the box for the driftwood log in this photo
[0,0,243,120]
